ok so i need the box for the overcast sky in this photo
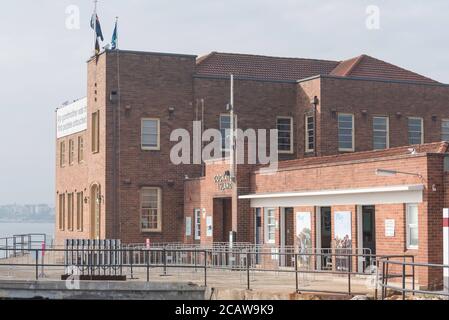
[0,0,448,205]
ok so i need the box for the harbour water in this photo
[0,222,54,238]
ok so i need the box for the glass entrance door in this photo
[362,206,376,263]
[320,207,332,269]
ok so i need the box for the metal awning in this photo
[239,185,424,208]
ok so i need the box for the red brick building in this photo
[56,49,449,287]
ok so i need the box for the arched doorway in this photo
[90,184,101,239]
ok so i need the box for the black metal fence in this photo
[1,240,448,299]
[0,245,385,296]
[0,233,50,259]
[378,256,449,300]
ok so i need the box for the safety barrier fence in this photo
[0,234,51,259]
[378,257,449,300]
[0,245,404,296]
[123,242,373,272]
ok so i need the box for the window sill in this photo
[406,246,418,250]
[141,148,160,151]
[278,150,294,155]
[141,229,162,233]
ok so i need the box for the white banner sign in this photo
[56,98,87,138]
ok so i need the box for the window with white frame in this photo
[185,217,192,237]
[140,187,161,232]
[305,115,315,153]
[277,117,293,153]
[194,209,201,240]
[442,119,449,141]
[141,119,160,150]
[373,116,389,150]
[408,117,423,145]
[338,113,354,151]
[264,208,276,244]
[406,203,419,249]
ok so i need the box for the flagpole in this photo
[93,0,98,56]
[115,15,122,237]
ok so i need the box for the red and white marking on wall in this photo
[444,209,449,290]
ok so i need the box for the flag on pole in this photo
[90,13,104,41]
[111,19,118,50]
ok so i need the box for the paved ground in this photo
[0,262,375,296]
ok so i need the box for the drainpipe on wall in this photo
[312,96,319,157]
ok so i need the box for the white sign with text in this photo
[56,98,87,138]
[385,219,395,237]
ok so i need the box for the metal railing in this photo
[378,256,449,300]
[0,245,383,296]
[0,234,51,259]
[123,242,373,272]
[2,241,448,299]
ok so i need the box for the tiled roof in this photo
[195,52,340,81]
[264,142,449,171]
[196,52,439,84]
[330,54,439,84]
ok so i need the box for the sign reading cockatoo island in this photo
[56,97,88,138]
[214,174,233,191]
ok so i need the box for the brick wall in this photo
[318,76,449,156]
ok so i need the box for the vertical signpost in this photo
[444,209,449,291]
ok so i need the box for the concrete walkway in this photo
[0,265,375,296]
